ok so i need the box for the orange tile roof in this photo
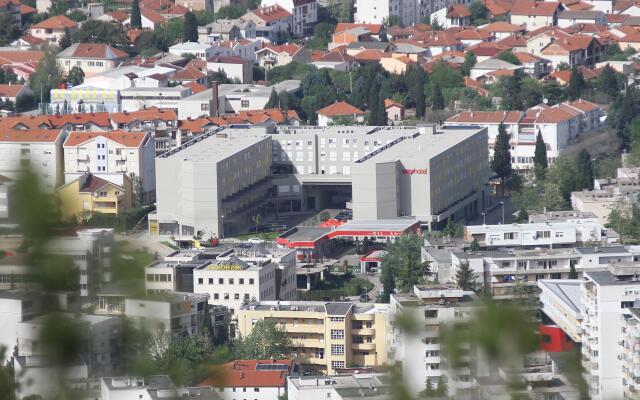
[47,112,111,128]
[18,33,46,45]
[447,4,471,17]
[483,0,513,15]
[0,128,62,143]
[198,360,293,388]
[0,50,44,65]
[534,106,576,123]
[547,66,600,83]
[179,117,216,133]
[250,5,293,22]
[498,34,529,48]
[335,23,383,35]
[607,13,629,23]
[480,21,526,33]
[566,1,594,10]
[447,110,524,124]
[32,15,77,30]
[0,84,26,97]
[20,4,36,14]
[464,76,490,96]
[62,43,129,60]
[110,10,129,22]
[0,114,51,130]
[384,98,405,109]
[510,0,562,16]
[109,107,178,124]
[164,4,188,15]
[352,49,384,61]
[317,101,365,117]
[455,29,493,40]
[184,81,208,94]
[259,43,303,56]
[172,67,207,80]
[514,51,545,62]
[567,98,600,112]
[64,130,148,147]
[142,8,166,24]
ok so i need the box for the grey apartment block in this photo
[0,175,13,221]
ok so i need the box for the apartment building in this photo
[124,292,210,337]
[464,217,617,248]
[120,86,193,113]
[451,246,633,298]
[237,301,389,374]
[0,129,65,191]
[580,262,640,399]
[445,99,604,170]
[538,279,582,342]
[388,286,477,397]
[151,127,272,239]
[62,130,156,202]
[621,308,640,398]
[101,376,219,400]
[243,5,292,42]
[0,175,13,221]
[260,0,317,37]
[288,373,389,400]
[0,291,43,363]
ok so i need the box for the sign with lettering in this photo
[402,168,428,175]
[209,264,244,271]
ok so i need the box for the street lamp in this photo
[220,215,225,241]
[499,202,505,224]
[482,212,486,225]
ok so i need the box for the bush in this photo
[82,205,155,232]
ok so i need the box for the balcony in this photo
[283,324,325,334]
[351,328,375,336]
[352,342,376,351]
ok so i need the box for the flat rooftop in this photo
[355,127,484,164]
[158,126,268,161]
[538,279,582,314]
[242,301,389,315]
[183,80,301,101]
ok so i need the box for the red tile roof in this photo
[0,84,26,98]
[510,0,562,16]
[455,29,493,40]
[198,360,294,388]
[184,81,208,94]
[335,23,384,35]
[64,130,148,147]
[18,33,46,45]
[142,8,166,24]
[172,67,207,81]
[250,5,292,22]
[384,98,405,109]
[109,107,178,124]
[32,15,77,30]
[480,21,526,33]
[607,13,629,23]
[547,66,601,83]
[483,0,513,15]
[352,49,384,61]
[447,4,471,17]
[78,174,120,193]
[259,43,303,56]
[568,98,600,112]
[0,50,45,65]
[317,101,365,117]
[0,115,51,130]
[447,110,523,124]
[62,43,129,60]
[20,4,36,14]
[47,112,111,128]
[0,128,62,143]
[110,10,129,22]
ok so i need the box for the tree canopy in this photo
[380,234,430,301]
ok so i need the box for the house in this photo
[57,43,129,76]
[557,9,606,27]
[455,29,494,48]
[330,27,372,50]
[168,42,217,60]
[198,359,294,400]
[56,172,133,221]
[259,0,317,37]
[335,23,385,41]
[29,15,77,46]
[537,33,605,67]
[175,0,213,11]
[479,21,527,40]
[514,51,553,77]
[10,34,47,50]
[545,65,601,84]
[317,101,365,126]
[243,5,292,43]
[470,57,524,79]
[62,130,156,201]
[510,0,564,29]
[171,67,208,85]
[207,55,253,83]
[446,4,471,27]
[385,98,405,122]
[123,9,167,30]
[380,54,416,74]
[255,43,310,69]
[0,84,33,103]
[198,19,242,42]
[310,49,354,71]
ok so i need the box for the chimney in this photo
[210,81,219,117]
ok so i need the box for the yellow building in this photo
[57,173,132,221]
[237,301,389,374]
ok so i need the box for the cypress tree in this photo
[431,81,444,110]
[567,67,586,100]
[183,11,198,42]
[455,260,480,292]
[576,149,594,190]
[491,123,512,196]
[377,92,387,126]
[131,0,142,29]
[533,131,548,181]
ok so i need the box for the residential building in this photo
[120,86,193,112]
[29,15,77,45]
[538,279,582,342]
[175,0,213,10]
[388,285,478,397]
[288,373,390,400]
[101,376,220,400]
[123,8,167,30]
[0,129,65,190]
[0,84,33,104]
[557,10,606,27]
[255,43,310,69]
[580,262,640,399]
[62,130,156,202]
[49,86,120,113]
[0,291,42,363]
[237,301,390,374]
[317,101,365,126]
[354,0,400,25]
[56,43,128,77]
[469,57,524,79]
[510,1,563,30]
[385,99,405,122]
[124,292,210,337]
[56,172,133,221]
[243,5,292,42]
[260,0,317,37]
[207,55,253,83]
[198,359,294,399]
[0,174,12,221]
[168,42,217,60]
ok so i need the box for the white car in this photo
[247,238,265,244]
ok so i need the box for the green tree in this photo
[595,65,622,99]
[183,11,199,42]
[542,80,566,105]
[491,123,512,195]
[15,93,36,112]
[131,0,142,29]
[515,206,529,223]
[497,51,521,65]
[0,14,20,46]
[566,67,586,100]
[430,81,444,110]
[307,22,334,49]
[521,77,543,108]
[533,131,548,181]
[29,48,63,104]
[232,320,291,359]
[469,2,488,25]
[73,20,129,48]
[500,72,524,110]
[469,238,480,252]
[59,28,72,49]
[265,88,278,108]
[461,52,477,76]
[455,260,480,292]
[543,182,568,210]
[67,66,85,87]
[575,149,594,190]
[380,234,430,299]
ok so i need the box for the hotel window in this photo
[331,344,345,355]
[330,329,344,339]
[331,361,345,370]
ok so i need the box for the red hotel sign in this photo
[402,168,428,175]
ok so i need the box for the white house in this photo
[207,55,253,83]
[557,10,606,28]
[168,42,217,60]
[57,43,129,77]
[204,359,294,400]
[29,15,77,46]
[316,101,366,126]
[260,0,317,37]
[510,1,563,30]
